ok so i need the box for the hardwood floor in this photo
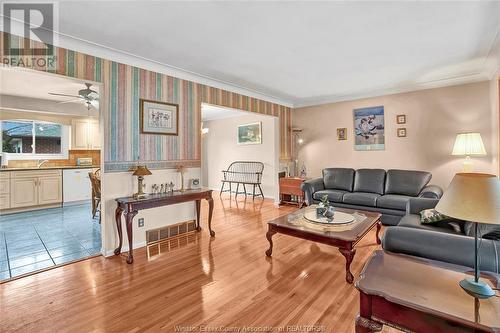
[0,194,390,333]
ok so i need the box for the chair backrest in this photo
[88,170,101,198]
[224,161,264,183]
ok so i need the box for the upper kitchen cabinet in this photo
[72,119,100,150]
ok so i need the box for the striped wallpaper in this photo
[1,32,292,172]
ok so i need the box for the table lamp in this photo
[451,133,486,172]
[436,173,500,298]
[133,165,152,199]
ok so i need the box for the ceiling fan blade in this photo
[57,98,83,104]
[49,92,82,98]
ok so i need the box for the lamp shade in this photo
[436,173,500,225]
[132,165,152,176]
[451,133,486,156]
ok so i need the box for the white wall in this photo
[293,81,498,189]
[102,168,200,255]
[201,113,279,201]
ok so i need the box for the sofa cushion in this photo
[343,192,380,207]
[313,189,347,203]
[385,169,432,196]
[398,214,463,234]
[377,194,412,211]
[353,169,386,194]
[322,168,355,191]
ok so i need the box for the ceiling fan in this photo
[48,83,99,110]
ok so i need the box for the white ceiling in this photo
[0,66,99,102]
[23,2,500,106]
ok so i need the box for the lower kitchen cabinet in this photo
[3,169,63,211]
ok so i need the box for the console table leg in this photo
[265,226,277,257]
[375,221,382,245]
[114,206,123,255]
[195,200,201,231]
[124,210,138,264]
[339,248,356,283]
[207,197,215,237]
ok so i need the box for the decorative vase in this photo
[323,206,335,220]
[316,206,326,217]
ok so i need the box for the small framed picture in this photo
[237,122,262,145]
[140,99,179,135]
[337,128,347,141]
[397,128,407,137]
[396,114,406,124]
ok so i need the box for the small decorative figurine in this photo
[176,165,187,191]
[168,181,175,193]
[160,184,164,194]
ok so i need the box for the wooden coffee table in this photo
[356,251,500,332]
[265,207,381,283]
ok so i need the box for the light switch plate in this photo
[138,218,144,227]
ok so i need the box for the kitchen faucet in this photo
[37,159,49,168]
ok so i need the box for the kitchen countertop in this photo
[0,165,100,172]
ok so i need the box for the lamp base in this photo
[459,278,495,298]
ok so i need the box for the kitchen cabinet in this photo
[8,170,62,210]
[38,176,63,205]
[0,172,11,209]
[72,119,100,150]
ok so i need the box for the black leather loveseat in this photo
[301,168,443,225]
[383,198,500,273]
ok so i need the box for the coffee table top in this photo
[267,206,381,242]
[357,251,500,331]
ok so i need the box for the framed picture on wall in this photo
[237,122,262,145]
[140,99,179,135]
[353,106,385,151]
[337,128,347,140]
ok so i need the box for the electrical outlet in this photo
[138,218,145,227]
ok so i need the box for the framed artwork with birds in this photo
[353,106,385,151]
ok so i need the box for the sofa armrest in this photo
[382,227,500,273]
[406,197,439,214]
[419,184,443,199]
[300,177,324,205]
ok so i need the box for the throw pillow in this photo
[420,209,450,224]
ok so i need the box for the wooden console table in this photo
[355,251,500,332]
[114,188,214,264]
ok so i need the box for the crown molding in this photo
[292,71,491,108]
[51,31,294,108]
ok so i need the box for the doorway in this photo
[200,103,280,203]
[0,67,104,281]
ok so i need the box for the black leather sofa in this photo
[383,198,500,273]
[301,168,443,225]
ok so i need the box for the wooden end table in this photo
[279,177,306,208]
[265,206,381,283]
[355,251,500,332]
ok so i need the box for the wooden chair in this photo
[89,169,101,223]
[220,161,264,200]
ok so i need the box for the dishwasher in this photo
[63,168,93,204]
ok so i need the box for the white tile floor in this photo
[0,202,102,281]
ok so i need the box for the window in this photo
[1,120,68,159]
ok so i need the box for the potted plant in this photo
[317,194,335,220]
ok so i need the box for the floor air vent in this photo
[146,220,198,259]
